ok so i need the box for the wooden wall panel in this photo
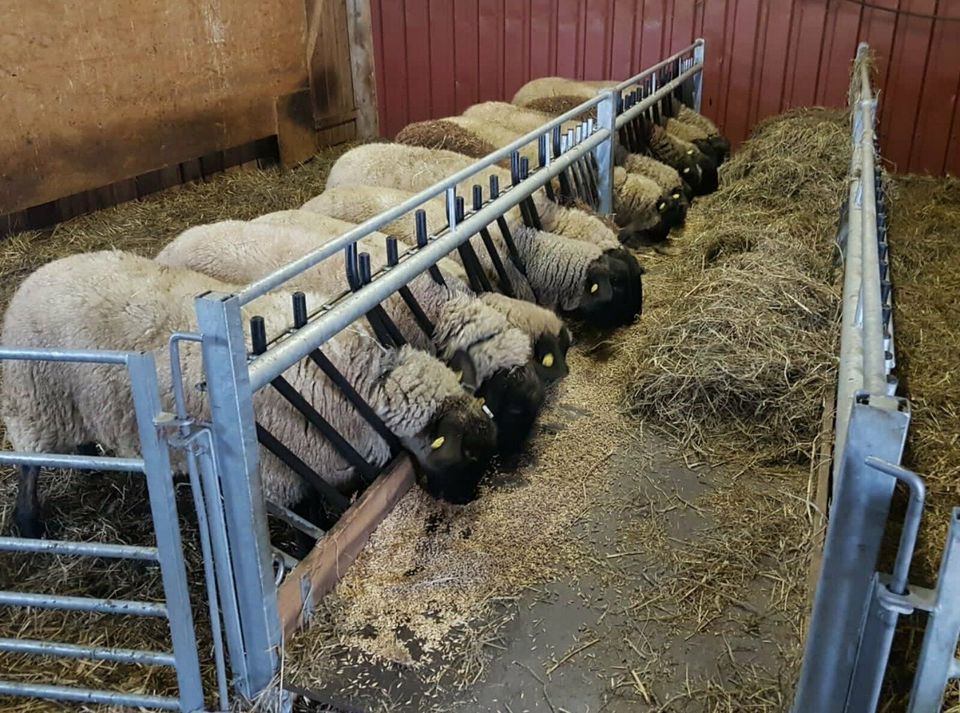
[0,0,309,215]
[370,0,960,175]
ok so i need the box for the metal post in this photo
[126,352,205,712]
[908,508,960,712]
[792,396,911,713]
[195,292,281,699]
[595,89,617,215]
[692,39,705,112]
[845,458,925,712]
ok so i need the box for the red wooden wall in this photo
[369,0,960,175]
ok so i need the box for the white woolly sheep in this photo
[323,143,643,323]
[304,182,640,327]
[2,251,497,538]
[395,116,674,245]
[156,215,552,453]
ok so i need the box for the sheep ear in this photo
[448,349,479,392]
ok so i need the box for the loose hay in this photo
[285,347,633,687]
[881,174,960,712]
[623,108,849,464]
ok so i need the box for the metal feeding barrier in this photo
[0,42,706,711]
[792,42,960,713]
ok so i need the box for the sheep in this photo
[305,181,641,327]
[644,122,718,194]
[509,79,714,195]
[461,100,692,228]
[395,115,678,245]
[323,143,644,324]
[156,215,552,454]
[671,100,731,163]
[664,117,725,168]
[251,210,572,381]
[2,251,498,538]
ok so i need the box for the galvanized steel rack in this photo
[792,42,960,713]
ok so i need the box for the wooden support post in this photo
[277,456,415,637]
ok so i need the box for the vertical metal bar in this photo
[195,292,281,699]
[126,353,205,712]
[596,89,617,215]
[168,333,232,711]
[908,509,960,713]
[693,40,705,112]
[791,397,911,713]
[845,459,925,712]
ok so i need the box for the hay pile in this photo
[882,174,960,711]
[623,108,848,464]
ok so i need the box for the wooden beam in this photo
[806,383,836,601]
[277,455,415,638]
[346,0,380,138]
[276,89,318,166]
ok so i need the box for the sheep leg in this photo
[13,465,44,538]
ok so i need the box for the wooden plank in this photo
[583,0,612,80]
[816,0,863,107]
[502,0,528,98]
[305,0,356,124]
[345,0,380,138]
[555,0,581,78]
[724,0,764,144]
[429,0,457,117]
[316,120,358,147]
[478,0,505,102]
[784,0,829,108]
[277,456,416,638]
[0,0,308,215]
[806,384,836,602]
[755,0,796,119]
[276,89,319,167]
[529,0,557,79]
[609,0,640,77]
[907,13,960,175]
[454,0,481,112]
[884,0,939,172]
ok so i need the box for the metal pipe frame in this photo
[0,638,176,667]
[0,537,158,561]
[0,681,181,711]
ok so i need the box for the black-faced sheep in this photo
[1,251,498,538]
[461,101,691,230]
[509,78,715,195]
[156,216,551,454]
[304,182,641,328]
[322,143,643,325]
[395,115,677,244]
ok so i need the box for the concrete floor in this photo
[294,433,805,713]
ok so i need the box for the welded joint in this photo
[875,584,917,617]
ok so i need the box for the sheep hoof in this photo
[13,505,45,539]
[655,243,681,256]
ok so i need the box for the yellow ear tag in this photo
[590,283,599,294]
[431,436,445,450]
[658,201,667,212]
[686,149,694,155]
[542,353,555,368]
[672,192,681,199]
[683,167,691,174]
[455,370,463,382]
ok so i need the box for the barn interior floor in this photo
[290,314,813,713]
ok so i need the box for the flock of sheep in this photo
[1,77,728,554]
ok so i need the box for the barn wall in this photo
[0,0,378,230]
[370,0,960,175]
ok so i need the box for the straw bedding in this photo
[622,108,848,465]
[881,174,960,711]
